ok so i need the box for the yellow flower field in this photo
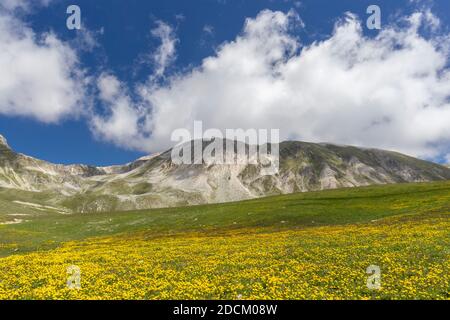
[0,213,448,300]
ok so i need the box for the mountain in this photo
[0,134,104,192]
[1,134,450,213]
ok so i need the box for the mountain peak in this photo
[0,134,10,149]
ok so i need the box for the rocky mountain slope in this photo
[1,134,450,213]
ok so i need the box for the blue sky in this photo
[1,0,450,165]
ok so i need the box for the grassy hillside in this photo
[0,181,449,299]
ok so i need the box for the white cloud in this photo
[150,20,178,80]
[91,73,148,150]
[97,74,121,102]
[203,24,214,35]
[0,7,87,123]
[71,28,103,52]
[90,20,179,149]
[0,0,28,10]
[93,9,450,160]
[0,0,52,11]
[424,9,441,31]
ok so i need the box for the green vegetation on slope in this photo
[1,180,450,257]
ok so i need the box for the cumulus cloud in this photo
[91,20,179,149]
[91,73,148,149]
[0,5,87,123]
[93,9,450,160]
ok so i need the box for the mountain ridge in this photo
[1,134,450,213]
[0,135,10,149]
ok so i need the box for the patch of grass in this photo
[0,180,449,256]
[132,182,153,195]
